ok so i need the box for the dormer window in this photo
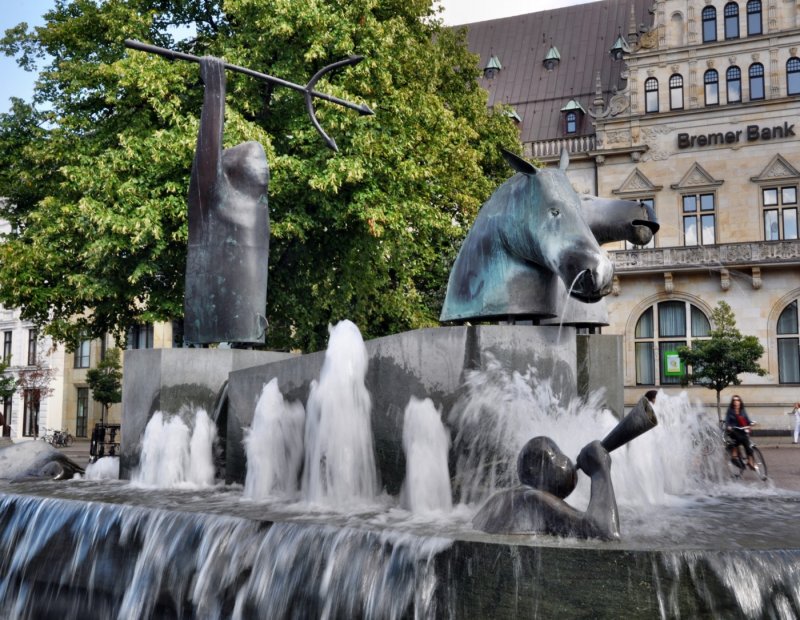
[483,54,502,80]
[543,45,561,71]
[561,99,585,135]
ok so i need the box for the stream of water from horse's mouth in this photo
[557,269,589,343]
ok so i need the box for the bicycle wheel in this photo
[750,447,768,481]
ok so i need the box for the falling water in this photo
[133,409,217,488]
[302,320,378,507]
[557,268,589,343]
[449,356,730,510]
[243,378,305,501]
[401,397,452,514]
[0,493,446,620]
[84,456,120,480]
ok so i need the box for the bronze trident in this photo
[124,39,374,152]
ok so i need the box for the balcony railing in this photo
[610,239,800,273]
[528,135,596,159]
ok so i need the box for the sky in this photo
[0,0,597,114]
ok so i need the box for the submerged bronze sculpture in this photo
[473,395,657,540]
[440,150,659,325]
[124,40,373,344]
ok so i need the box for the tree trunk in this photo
[716,390,722,422]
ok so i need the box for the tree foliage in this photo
[0,0,520,352]
[0,359,17,403]
[677,301,766,420]
[86,347,122,423]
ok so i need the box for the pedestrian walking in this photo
[787,402,800,444]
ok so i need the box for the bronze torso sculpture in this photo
[184,57,270,344]
[124,40,372,345]
[473,396,657,540]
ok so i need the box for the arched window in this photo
[704,69,719,105]
[749,62,765,100]
[702,6,717,43]
[788,57,800,95]
[727,66,742,102]
[669,74,684,110]
[634,301,711,385]
[645,77,659,113]
[747,0,762,36]
[724,3,740,39]
[777,300,800,383]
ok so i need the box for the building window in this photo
[625,198,657,249]
[704,69,719,105]
[682,193,716,245]
[746,0,762,36]
[724,3,739,39]
[762,186,798,240]
[127,324,154,350]
[76,387,89,438]
[787,57,800,95]
[22,389,39,437]
[27,329,37,366]
[749,63,765,100]
[2,331,11,364]
[644,77,659,113]
[634,302,711,385]
[702,6,717,43]
[669,74,684,110]
[565,111,577,134]
[74,338,91,369]
[726,66,742,102]
[777,300,800,383]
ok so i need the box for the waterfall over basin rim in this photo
[0,483,798,619]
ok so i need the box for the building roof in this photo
[460,0,654,142]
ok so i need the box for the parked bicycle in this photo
[40,427,74,448]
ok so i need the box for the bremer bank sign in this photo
[678,122,795,149]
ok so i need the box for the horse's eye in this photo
[550,208,560,217]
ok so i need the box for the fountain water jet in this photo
[302,320,378,507]
[133,409,217,488]
[401,396,452,514]
[243,378,305,501]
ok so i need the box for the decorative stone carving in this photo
[639,29,658,50]
[606,129,631,144]
[752,267,762,290]
[720,268,730,291]
[664,272,674,294]
[751,154,800,182]
[729,56,738,66]
[612,275,620,296]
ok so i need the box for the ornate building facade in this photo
[465,0,800,426]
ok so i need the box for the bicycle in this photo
[723,423,768,481]
[40,427,74,448]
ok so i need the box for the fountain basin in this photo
[0,484,797,619]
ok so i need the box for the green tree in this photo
[677,301,767,421]
[86,348,122,426]
[0,0,520,352]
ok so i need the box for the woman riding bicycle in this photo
[725,395,756,470]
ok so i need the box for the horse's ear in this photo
[559,148,570,171]
[501,149,538,175]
